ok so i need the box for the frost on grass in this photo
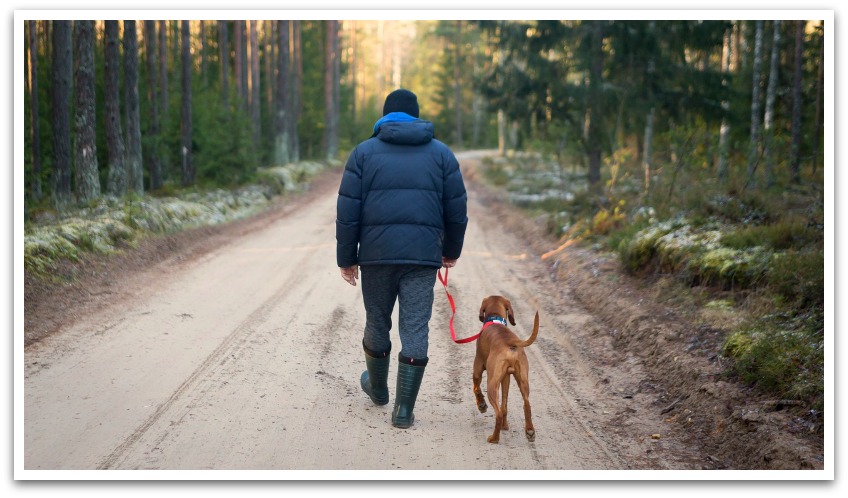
[25,160,334,277]
[619,219,773,289]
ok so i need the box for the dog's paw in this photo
[525,429,535,442]
[477,402,487,413]
[487,435,499,444]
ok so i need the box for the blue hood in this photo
[372,112,434,145]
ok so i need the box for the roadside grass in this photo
[24,159,339,282]
[479,151,825,410]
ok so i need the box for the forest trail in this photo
[23,151,708,473]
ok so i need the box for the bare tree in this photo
[51,20,72,208]
[200,20,207,85]
[454,20,464,147]
[124,21,144,194]
[104,20,127,196]
[219,20,229,110]
[159,20,168,129]
[28,20,43,202]
[274,20,290,165]
[73,20,100,202]
[587,21,605,186]
[144,21,163,190]
[180,20,194,186]
[762,20,781,188]
[292,20,302,161]
[717,22,733,181]
[811,23,824,176]
[250,20,261,146]
[324,20,340,161]
[233,20,249,112]
[746,20,764,189]
[790,20,805,182]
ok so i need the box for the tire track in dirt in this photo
[97,245,315,469]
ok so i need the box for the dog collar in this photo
[482,315,508,329]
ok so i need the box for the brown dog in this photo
[473,296,539,443]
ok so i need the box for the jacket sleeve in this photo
[442,149,468,260]
[336,147,363,267]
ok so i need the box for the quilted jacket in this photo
[336,117,468,268]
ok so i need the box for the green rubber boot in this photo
[391,354,428,429]
[361,342,391,406]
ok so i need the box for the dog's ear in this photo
[479,299,487,323]
[505,299,516,325]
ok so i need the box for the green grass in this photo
[479,149,825,409]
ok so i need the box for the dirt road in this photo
[23,151,707,473]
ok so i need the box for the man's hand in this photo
[340,265,359,286]
[442,257,457,268]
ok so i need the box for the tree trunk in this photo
[265,21,274,114]
[351,20,357,126]
[234,21,243,109]
[180,20,194,186]
[159,21,169,129]
[104,21,127,196]
[274,20,290,165]
[219,20,229,109]
[587,21,604,186]
[292,20,302,162]
[51,21,72,208]
[763,20,781,188]
[73,20,101,202]
[811,24,824,176]
[718,23,733,181]
[124,21,144,194]
[28,20,43,202]
[642,21,657,194]
[454,20,464,147]
[144,21,163,190]
[497,109,506,156]
[324,20,340,161]
[746,20,764,189]
[790,20,805,182]
[250,20,261,146]
[200,20,207,86]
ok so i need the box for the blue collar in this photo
[484,316,508,327]
[372,112,419,134]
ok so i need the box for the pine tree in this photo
[746,20,764,188]
[124,20,144,194]
[180,20,194,186]
[51,20,72,208]
[73,20,100,202]
[28,20,43,202]
[104,20,127,196]
[762,20,781,188]
[144,21,163,190]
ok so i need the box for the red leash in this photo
[438,268,482,344]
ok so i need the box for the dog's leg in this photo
[472,356,487,413]
[486,374,504,444]
[517,373,535,442]
[500,374,510,432]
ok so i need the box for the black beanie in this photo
[382,89,420,118]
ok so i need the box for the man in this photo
[336,89,468,428]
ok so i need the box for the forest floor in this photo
[24,154,824,470]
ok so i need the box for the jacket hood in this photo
[374,119,435,146]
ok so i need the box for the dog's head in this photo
[479,295,516,325]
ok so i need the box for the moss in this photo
[24,160,333,279]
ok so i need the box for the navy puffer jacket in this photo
[336,118,468,268]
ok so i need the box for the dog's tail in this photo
[510,311,540,348]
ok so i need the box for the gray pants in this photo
[360,265,438,360]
